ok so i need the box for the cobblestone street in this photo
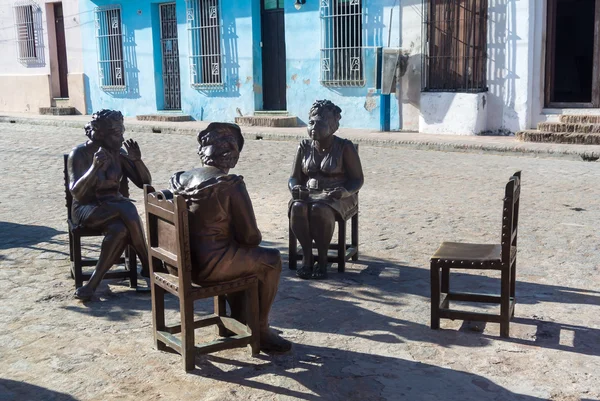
[1,122,599,400]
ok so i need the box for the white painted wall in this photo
[0,0,84,113]
[398,0,537,134]
[420,92,488,135]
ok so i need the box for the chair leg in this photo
[337,219,346,273]
[127,246,138,289]
[73,234,83,289]
[500,266,511,338]
[180,297,196,372]
[288,221,298,270]
[430,262,441,330]
[441,267,450,294]
[510,259,517,317]
[68,230,74,262]
[246,282,260,356]
[214,295,228,337]
[351,212,359,261]
[152,282,167,352]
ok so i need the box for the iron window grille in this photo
[94,5,126,91]
[421,0,488,92]
[186,0,223,88]
[13,1,42,65]
[320,0,365,87]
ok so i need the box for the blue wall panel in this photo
[81,0,401,130]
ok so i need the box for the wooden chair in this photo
[63,154,137,289]
[430,171,521,338]
[288,207,358,273]
[144,185,260,372]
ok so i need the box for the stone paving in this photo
[0,123,599,401]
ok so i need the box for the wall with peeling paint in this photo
[283,0,402,130]
[80,0,259,120]
[77,0,541,133]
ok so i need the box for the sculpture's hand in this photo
[291,185,307,200]
[92,148,109,170]
[326,187,349,200]
[124,139,142,161]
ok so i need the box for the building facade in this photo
[0,0,86,113]
[1,0,598,134]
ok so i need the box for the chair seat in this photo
[432,242,501,262]
[431,242,517,267]
[154,272,257,298]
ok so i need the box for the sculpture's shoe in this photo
[74,286,95,301]
[312,263,328,280]
[296,265,313,280]
[260,330,292,354]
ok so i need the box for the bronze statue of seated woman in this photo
[169,122,291,353]
[67,109,152,300]
[288,100,364,279]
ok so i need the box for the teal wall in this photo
[81,0,401,130]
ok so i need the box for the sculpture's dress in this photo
[169,170,280,284]
[288,135,358,220]
[70,144,133,226]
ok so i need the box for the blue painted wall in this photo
[80,0,401,130]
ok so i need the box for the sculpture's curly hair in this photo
[309,99,342,133]
[84,109,124,140]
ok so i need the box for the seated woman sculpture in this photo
[67,109,152,300]
[169,122,292,353]
[289,100,364,280]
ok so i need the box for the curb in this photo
[1,115,599,162]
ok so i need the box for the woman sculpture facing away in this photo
[169,122,292,353]
[288,100,364,279]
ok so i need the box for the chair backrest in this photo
[63,153,130,221]
[144,185,193,293]
[501,171,521,262]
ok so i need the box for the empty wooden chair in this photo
[144,185,260,372]
[63,154,137,289]
[430,171,521,338]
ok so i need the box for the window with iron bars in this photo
[95,5,125,90]
[14,1,40,63]
[421,0,488,92]
[320,0,364,87]
[187,0,223,88]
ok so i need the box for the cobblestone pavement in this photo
[1,124,599,401]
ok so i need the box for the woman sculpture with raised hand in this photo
[288,100,364,279]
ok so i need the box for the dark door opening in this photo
[261,0,286,111]
[546,0,600,107]
[54,2,69,98]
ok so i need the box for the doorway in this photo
[261,0,286,111]
[545,0,600,107]
[54,2,68,98]
[159,3,181,110]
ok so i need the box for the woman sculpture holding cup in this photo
[288,100,364,279]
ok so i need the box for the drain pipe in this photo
[380,0,398,132]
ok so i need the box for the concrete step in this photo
[254,110,289,116]
[235,115,298,127]
[39,106,76,115]
[136,114,192,122]
[52,98,70,107]
[560,114,600,124]
[516,129,600,145]
[537,122,600,134]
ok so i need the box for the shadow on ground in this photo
[191,343,546,401]
[0,221,68,256]
[0,379,79,401]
